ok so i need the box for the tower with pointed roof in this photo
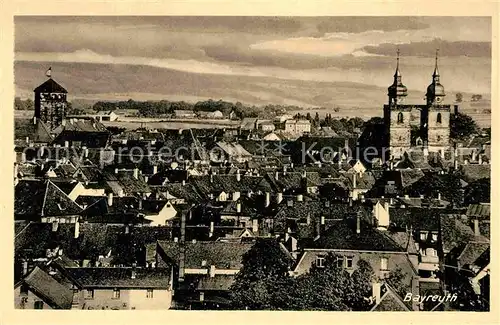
[384,49,412,159]
[33,69,68,130]
[421,50,450,154]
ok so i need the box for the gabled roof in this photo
[370,283,410,311]
[34,78,68,93]
[34,120,55,143]
[306,218,405,252]
[64,267,170,289]
[21,266,73,309]
[457,242,490,269]
[197,274,235,291]
[460,164,490,182]
[466,203,490,218]
[156,240,253,269]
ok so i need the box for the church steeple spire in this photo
[433,49,440,80]
[388,48,407,105]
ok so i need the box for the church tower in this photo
[421,50,450,154]
[33,68,68,130]
[384,50,411,159]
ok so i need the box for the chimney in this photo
[21,152,26,163]
[301,170,307,179]
[138,199,143,210]
[173,237,179,243]
[356,213,361,234]
[107,192,113,206]
[131,263,137,279]
[472,150,477,162]
[125,225,130,234]
[277,192,283,204]
[404,194,409,199]
[144,175,149,183]
[236,169,241,182]
[209,221,214,237]
[252,219,258,233]
[478,154,483,165]
[321,216,325,225]
[33,116,37,125]
[306,214,311,225]
[25,136,29,144]
[265,192,270,207]
[210,173,214,183]
[236,202,241,213]
[297,194,303,202]
[64,141,69,148]
[360,194,365,203]
[118,189,124,197]
[22,260,28,275]
[209,265,216,278]
[474,219,480,236]
[192,239,197,244]
[83,147,89,158]
[74,220,80,239]
[275,171,279,180]
[353,173,357,189]
[384,201,389,212]
[464,159,469,165]
[133,168,139,179]
[423,147,429,157]
[153,165,158,174]
[437,192,441,201]
[182,179,186,186]
[372,282,381,305]
[114,168,119,174]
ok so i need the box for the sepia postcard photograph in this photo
[2,2,499,324]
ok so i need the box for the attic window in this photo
[336,256,344,268]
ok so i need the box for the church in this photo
[384,50,451,160]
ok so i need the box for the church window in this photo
[436,113,442,124]
[397,112,404,124]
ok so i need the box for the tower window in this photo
[437,113,442,124]
[397,112,404,124]
[437,135,442,142]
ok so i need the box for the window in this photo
[437,135,442,142]
[380,257,388,271]
[316,256,325,268]
[431,249,438,257]
[34,301,44,309]
[420,231,427,241]
[346,257,354,269]
[20,284,29,295]
[397,112,404,124]
[436,113,442,124]
[85,289,94,300]
[112,289,120,299]
[146,289,154,299]
[421,249,426,256]
[336,256,344,268]
[431,233,438,242]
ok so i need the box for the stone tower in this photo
[384,50,411,159]
[33,68,68,130]
[421,51,450,154]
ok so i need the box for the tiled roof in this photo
[440,215,487,253]
[306,218,405,252]
[64,267,170,288]
[466,203,490,218]
[34,78,68,93]
[457,242,490,268]
[34,121,55,143]
[197,275,235,291]
[157,241,253,269]
[460,165,490,182]
[154,183,203,203]
[370,283,410,311]
[22,266,73,309]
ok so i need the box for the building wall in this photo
[293,250,417,290]
[14,286,55,310]
[78,288,172,310]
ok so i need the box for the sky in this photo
[14,16,491,108]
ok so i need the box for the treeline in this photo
[294,111,365,133]
[91,98,334,119]
[14,98,34,110]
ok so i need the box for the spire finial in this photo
[394,48,401,78]
[433,49,440,77]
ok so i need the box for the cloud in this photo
[315,17,429,34]
[363,39,491,58]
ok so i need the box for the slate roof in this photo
[343,172,376,190]
[156,241,253,269]
[34,78,68,93]
[440,215,488,253]
[21,266,73,309]
[64,267,170,288]
[34,121,55,143]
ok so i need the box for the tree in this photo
[464,178,490,204]
[455,93,463,103]
[386,267,408,298]
[230,239,291,309]
[407,172,463,207]
[450,112,479,140]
